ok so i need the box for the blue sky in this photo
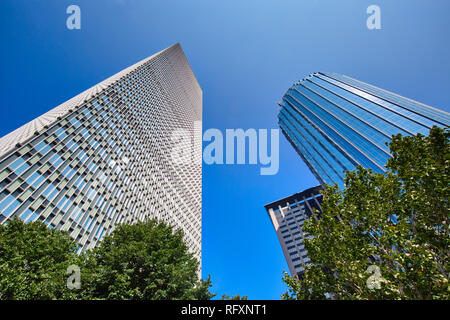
[0,0,449,299]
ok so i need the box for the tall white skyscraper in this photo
[0,43,202,267]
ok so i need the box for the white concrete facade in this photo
[0,44,203,268]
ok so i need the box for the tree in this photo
[220,294,248,300]
[0,217,215,300]
[0,217,80,299]
[80,219,215,300]
[282,126,449,300]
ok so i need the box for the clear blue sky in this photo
[0,0,449,299]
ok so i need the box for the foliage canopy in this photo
[282,126,449,300]
[0,218,215,300]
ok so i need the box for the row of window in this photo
[0,53,202,257]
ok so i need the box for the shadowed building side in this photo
[264,186,323,278]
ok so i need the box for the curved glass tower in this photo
[278,72,450,188]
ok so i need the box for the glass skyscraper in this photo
[267,72,449,278]
[278,72,450,188]
[0,44,202,265]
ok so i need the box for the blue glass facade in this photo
[279,72,450,188]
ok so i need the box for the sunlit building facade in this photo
[0,44,203,265]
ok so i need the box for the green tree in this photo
[220,294,248,300]
[0,217,80,299]
[81,219,215,300]
[0,217,215,300]
[282,126,449,300]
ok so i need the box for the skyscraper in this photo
[264,186,323,277]
[278,72,450,188]
[0,44,202,266]
[267,72,449,277]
